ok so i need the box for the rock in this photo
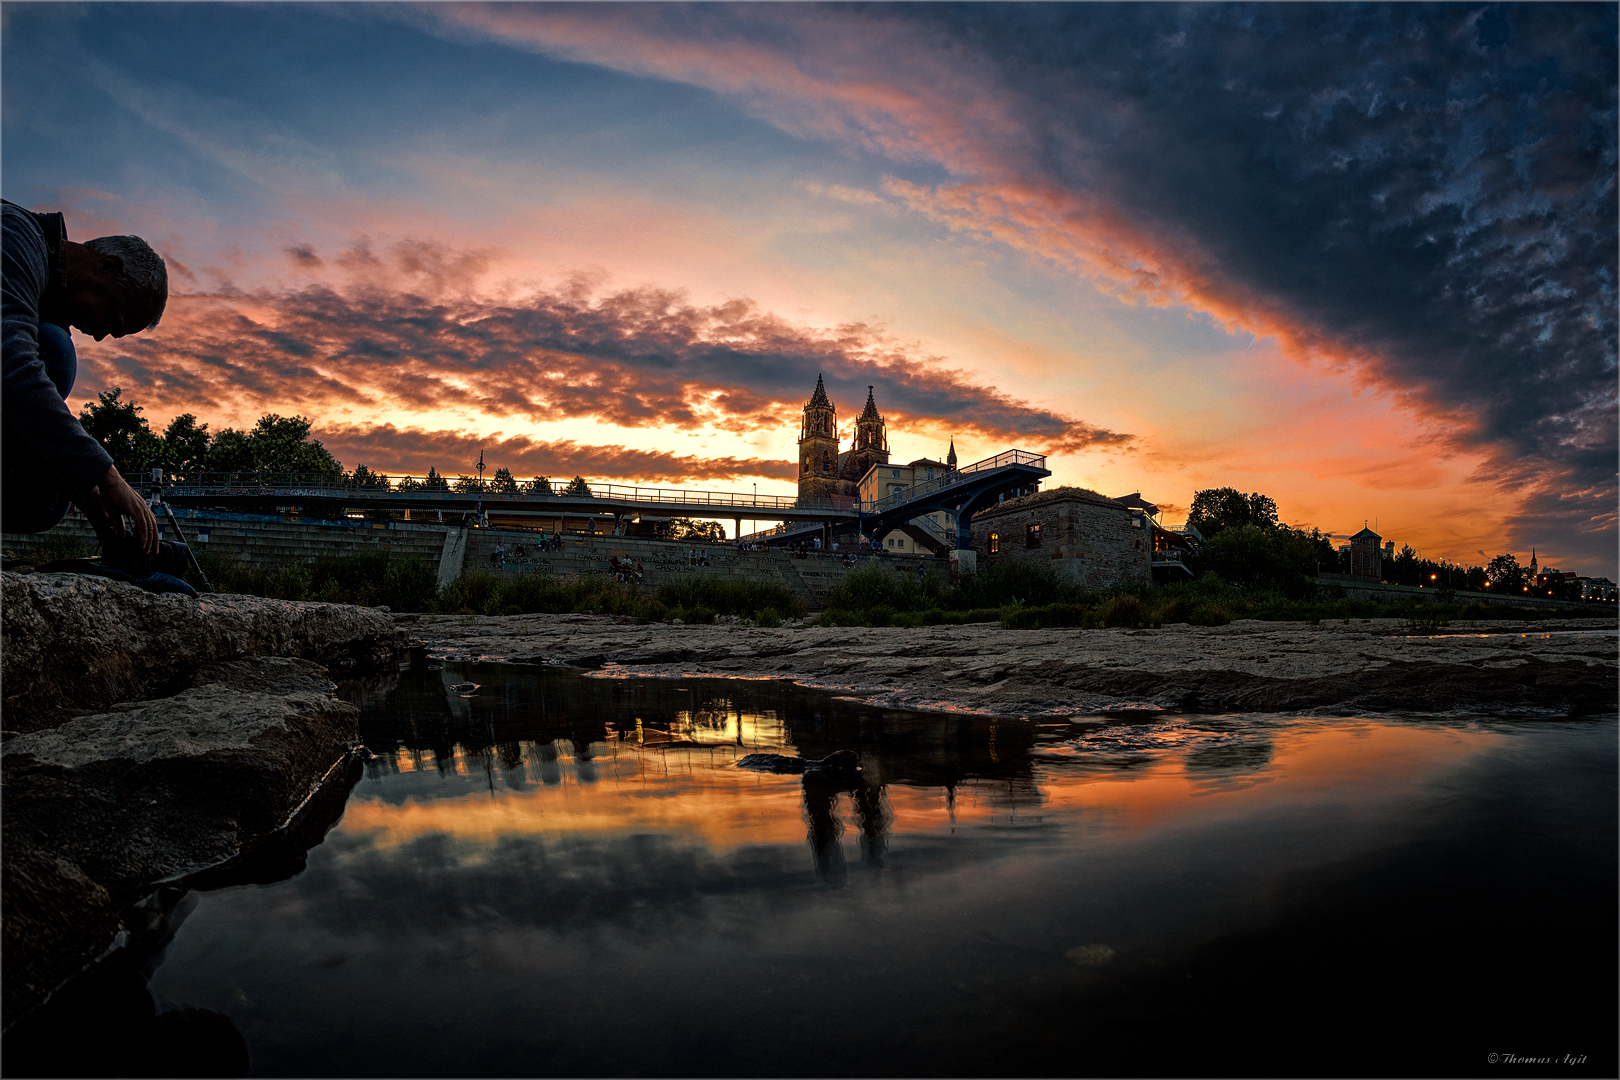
[1,571,405,731]
[1,657,361,1026]
[0,848,119,1025]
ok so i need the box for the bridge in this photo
[145,448,1050,551]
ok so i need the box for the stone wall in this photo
[6,510,947,610]
[970,487,1150,588]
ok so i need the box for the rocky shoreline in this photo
[401,611,1619,718]
[1,573,405,1029]
[2,573,1611,1036]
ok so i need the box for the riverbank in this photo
[402,612,1619,717]
[0,573,405,1028]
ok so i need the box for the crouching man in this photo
[2,199,165,560]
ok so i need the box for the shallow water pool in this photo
[132,660,1620,1076]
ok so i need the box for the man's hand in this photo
[77,465,157,553]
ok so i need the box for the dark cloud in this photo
[284,244,323,270]
[320,423,796,485]
[80,279,1131,472]
[920,3,1616,563]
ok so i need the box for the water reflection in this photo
[127,656,1618,1079]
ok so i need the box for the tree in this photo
[452,474,484,493]
[1187,488,1279,536]
[1486,553,1527,589]
[349,465,391,490]
[160,414,211,474]
[422,468,449,491]
[200,414,341,475]
[562,475,592,496]
[669,517,726,542]
[490,467,518,493]
[203,428,255,472]
[246,414,341,474]
[78,388,161,473]
[396,474,422,492]
[1203,523,1317,595]
[1389,544,1421,586]
[524,476,555,495]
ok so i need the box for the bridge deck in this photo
[146,449,1050,544]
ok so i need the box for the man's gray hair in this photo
[84,234,168,329]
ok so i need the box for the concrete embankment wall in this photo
[3,508,453,570]
[461,529,944,610]
[4,511,947,611]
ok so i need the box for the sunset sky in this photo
[3,3,1614,572]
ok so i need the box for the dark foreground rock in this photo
[2,657,360,1026]
[1,571,403,732]
[0,573,392,1032]
[404,612,1619,717]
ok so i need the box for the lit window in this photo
[989,532,1000,554]
[1026,522,1042,548]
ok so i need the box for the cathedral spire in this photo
[809,374,830,409]
[860,385,880,421]
[946,439,957,468]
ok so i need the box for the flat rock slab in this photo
[402,613,1619,716]
[1,657,360,1025]
[2,572,404,731]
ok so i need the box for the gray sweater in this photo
[3,201,115,496]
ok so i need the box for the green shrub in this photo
[656,575,805,621]
[673,604,716,625]
[757,606,783,628]
[1103,594,1145,628]
[1154,596,1194,624]
[1001,603,1093,629]
[1187,603,1233,626]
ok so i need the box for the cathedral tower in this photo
[797,374,840,501]
[843,385,890,485]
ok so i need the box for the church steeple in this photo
[860,385,880,421]
[946,439,957,469]
[1530,548,1538,575]
[797,373,840,500]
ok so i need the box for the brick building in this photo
[1347,526,1383,581]
[969,486,1150,588]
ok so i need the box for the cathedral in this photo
[796,374,955,502]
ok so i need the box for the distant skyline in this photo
[3,3,1613,572]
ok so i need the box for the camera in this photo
[102,533,192,579]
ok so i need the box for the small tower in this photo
[1529,548,1538,576]
[1348,524,1382,581]
[797,374,840,501]
[946,439,957,471]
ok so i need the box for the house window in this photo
[926,468,934,480]
[1026,522,1042,548]
[989,532,1000,554]
[892,468,901,478]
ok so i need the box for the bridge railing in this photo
[857,449,1046,515]
[131,471,859,514]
